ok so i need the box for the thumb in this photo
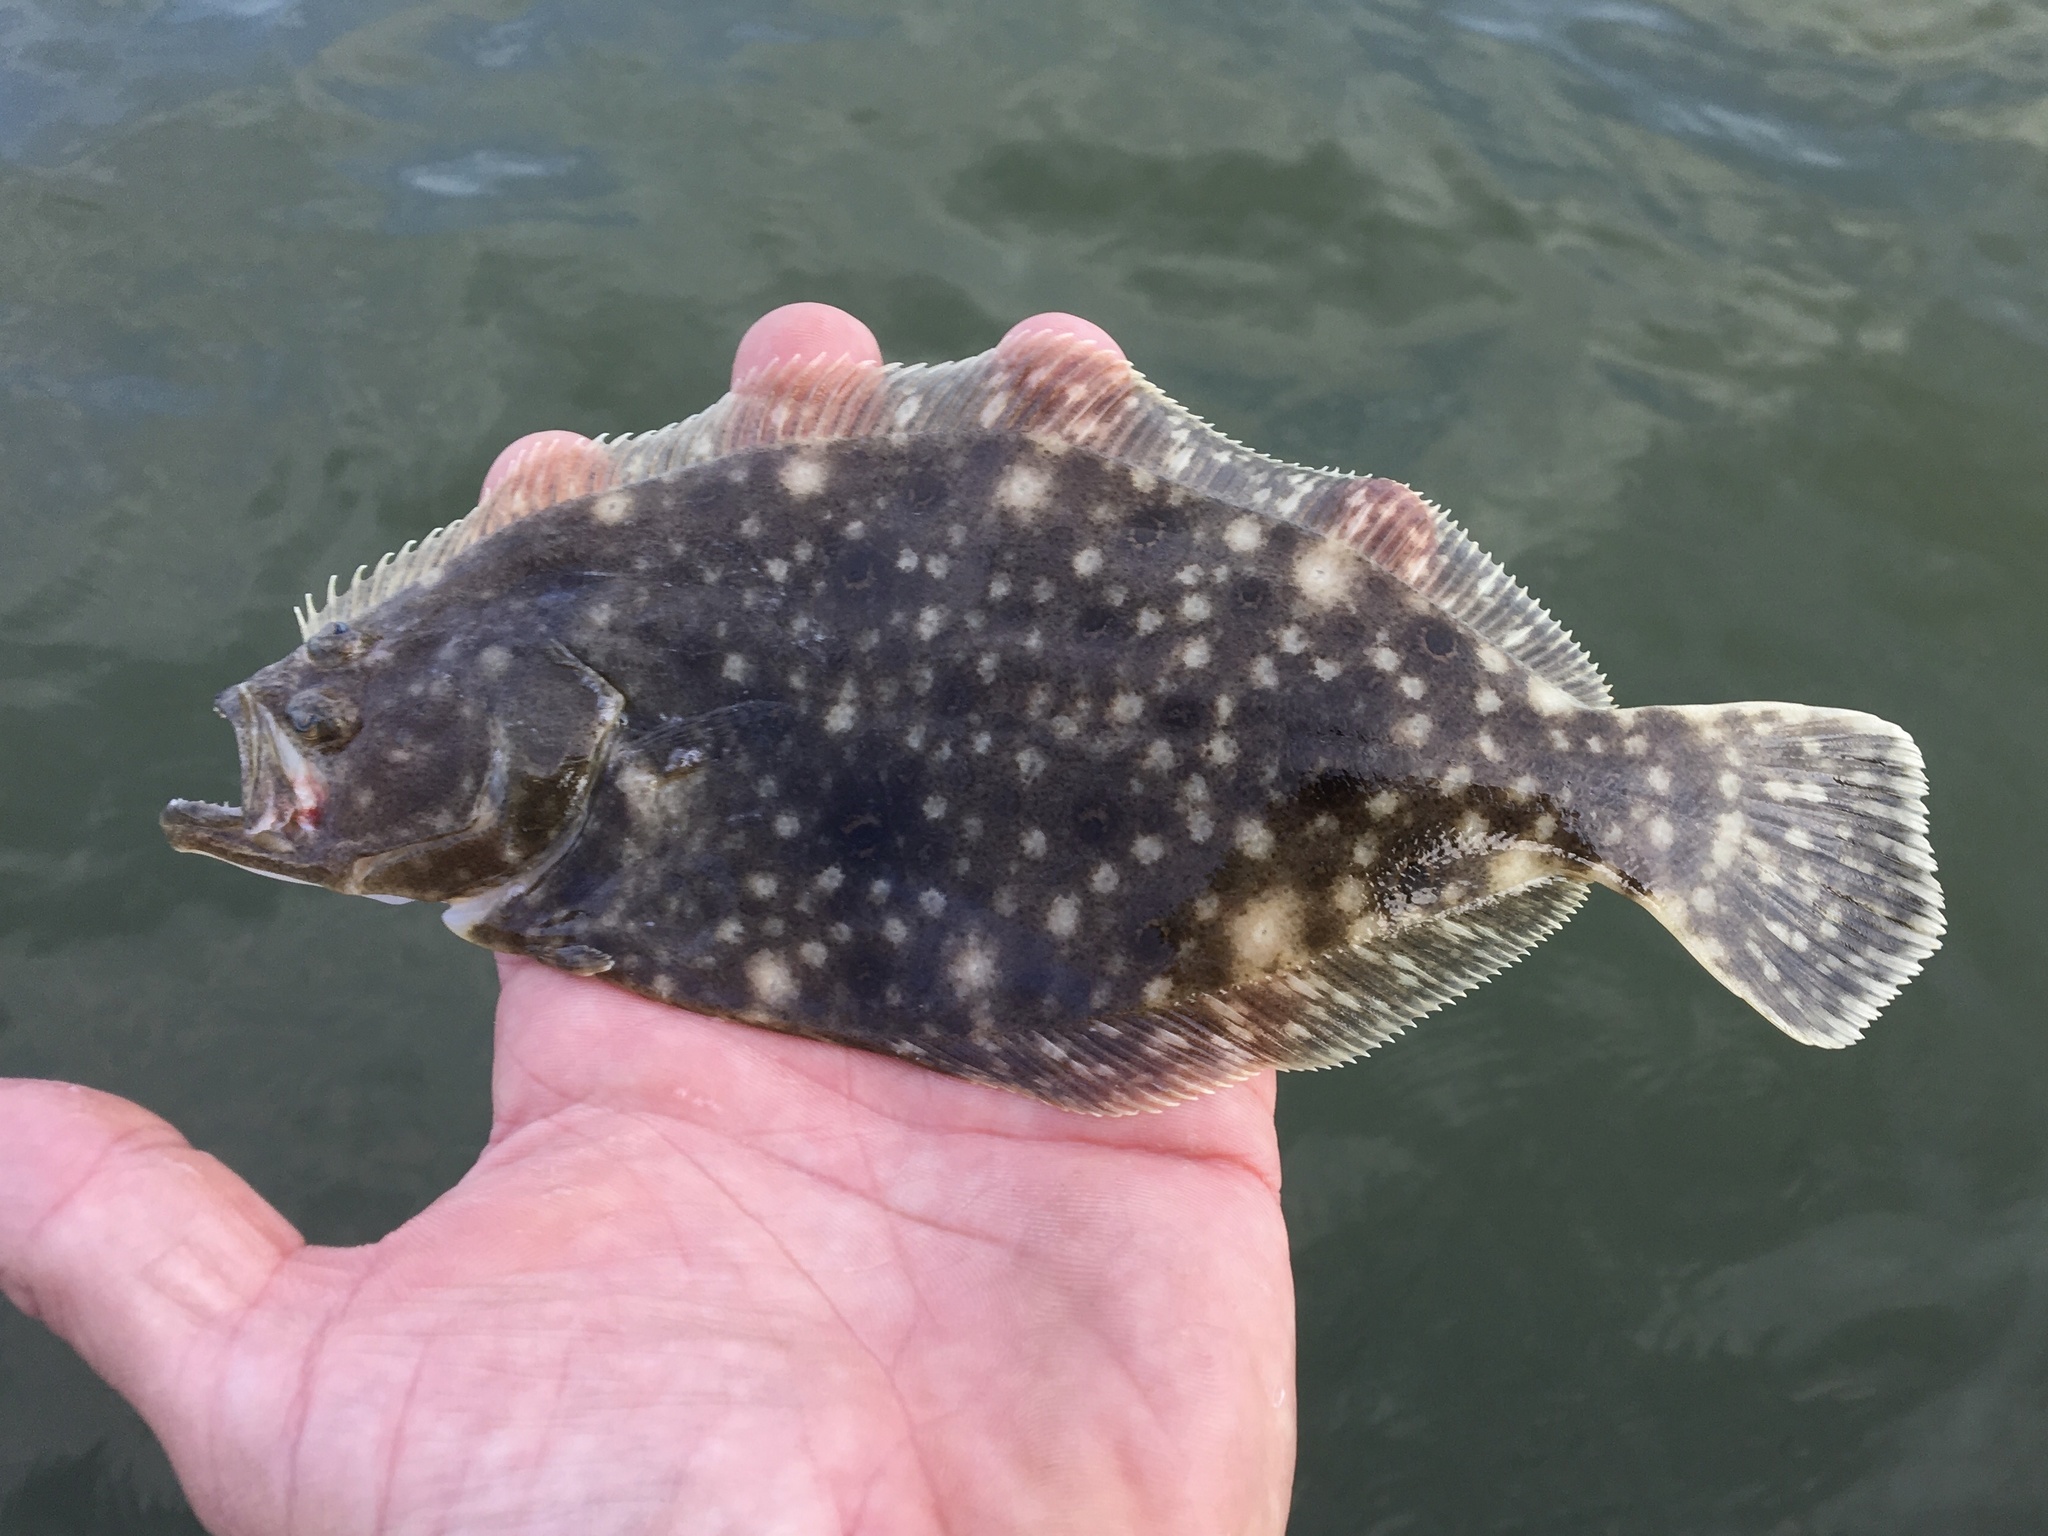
[0,1079,303,1426]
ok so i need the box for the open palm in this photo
[0,308,1297,1535]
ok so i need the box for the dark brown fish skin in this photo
[176,429,1663,1108]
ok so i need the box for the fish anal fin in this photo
[957,878,1588,1115]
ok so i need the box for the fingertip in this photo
[733,303,883,392]
[1000,312,1126,361]
[480,429,601,500]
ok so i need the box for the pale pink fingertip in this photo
[480,429,600,499]
[733,303,883,392]
[999,312,1126,361]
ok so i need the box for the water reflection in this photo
[0,0,2043,1528]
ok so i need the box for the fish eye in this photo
[285,688,362,749]
[305,621,371,667]
[1422,621,1457,659]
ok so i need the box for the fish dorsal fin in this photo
[936,876,1591,1114]
[299,332,1610,710]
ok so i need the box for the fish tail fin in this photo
[1615,704,1944,1046]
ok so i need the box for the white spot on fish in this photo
[1235,818,1274,859]
[1180,636,1212,669]
[1229,890,1306,975]
[1648,816,1674,849]
[1225,516,1264,553]
[1313,657,1342,682]
[1250,655,1279,688]
[1710,812,1745,868]
[1393,713,1433,747]
[824,702,857,733]
[1047,894,1080,938]
[746,951,797,1007]
[1091,863,1120,894]
[996,462,1051,513]
[1022,827,1047,858]
[1398,674,1426,699]
[1370,646,1400,672]
[1527,676,1578,716]
[591,490,633,525]
[723,654,751,683]
[948,937,998,996]
[779,455,828,498]
[1132,834,1165,865]
[1073,547,1104,577]
[1110,692,1144,724]
[1292,543,1353,608]
[1645,765,1672,793]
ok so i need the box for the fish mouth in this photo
[162,686,339,884]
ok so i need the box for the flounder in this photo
[163,331,1944,1113]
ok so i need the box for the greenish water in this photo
[1,0,2042,1529]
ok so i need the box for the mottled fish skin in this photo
[164,336,1944,1113]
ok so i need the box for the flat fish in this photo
[162,332,1945,1113]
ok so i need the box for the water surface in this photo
[2,0,2044,1529]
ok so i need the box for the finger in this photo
[732,302,883,391]
[999,311,1126,360]
[0,1080,301,1422]
[476,427,610,521]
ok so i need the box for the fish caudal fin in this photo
[1622,704,1944,1046]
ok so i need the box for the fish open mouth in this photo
[162,685,336,884]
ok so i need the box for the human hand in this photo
[0,305,1296,1536]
